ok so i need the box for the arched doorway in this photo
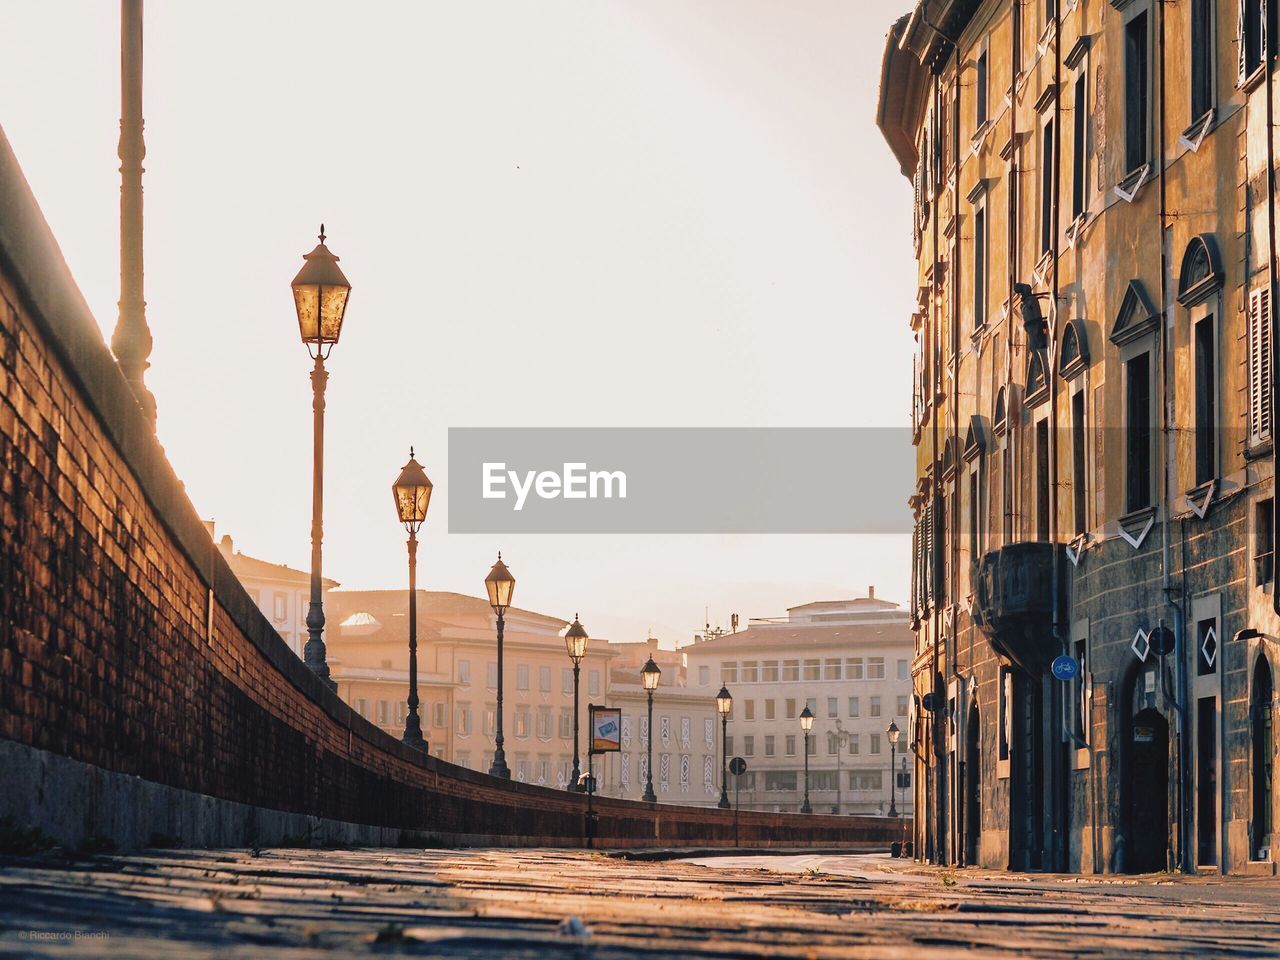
[1253,655,1274,860]
[1125,706,1169,873]
[965,701,981,865]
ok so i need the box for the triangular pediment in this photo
[1108,280,1158,346]
[963,416,988,462]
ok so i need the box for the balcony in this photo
[971,542,1070,675]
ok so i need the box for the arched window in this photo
[1176,234,1223,308]
[1025,350,1050,406]
[1059,320,1089,380]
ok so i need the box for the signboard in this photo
[1051,655,1080,682]
[729,756,747,777]
[589,706,622,753]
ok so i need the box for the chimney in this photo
[218,534,234,559]
[868,585,875,600]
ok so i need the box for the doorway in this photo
[1197,697,1218,866]
[1254,656,1274,860]
[965,702,981,865]
[1126,707,1169,873]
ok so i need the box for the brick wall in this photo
[0,129,905,851]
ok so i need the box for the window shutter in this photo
[1240,0,1251,83]
[1249,285,1273,445]
[1263,0,1270,59]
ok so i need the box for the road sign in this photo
[1150,626,1176,657]
[921,692,938,711]
[729,756,747,777]
[1051,655,1079,682]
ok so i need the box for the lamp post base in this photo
[718,792,730,810]
[800,800,812,814]
[402,715,427,751]
[489,748,510,779]
[643,786,657,803]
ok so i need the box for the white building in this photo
[683,590,915,817]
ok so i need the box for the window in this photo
[559,708,572,738]
[870,696,882,718]
[725,736,734,756]
[539,666,551,693]
[766,771,798,792]
[785,735,797,756]
[868,657,886,680]
[698,665,709,686]
[395,701,406,724]
[721,662,738,683]
[1191,0,1213,117]
[765,699,776,720]
[803,659,821,681]
[827,732,838,755]
[377,700,389,724]
[537,706,551,739]
[1125,12,1150,173]
[1257,499,1275,585]
[743,736,755,757]
[1073,638,1088,742]
[785,698,797,720]
[806,697,818,715]
[811,770,838,792]
[1240,0,1268,81]
[806,735,816,756]
[763,660,779,682]
[870,733,882,755]
[973,205,987,329]
[897,695,909,717]
[487,662,498,689]
[765,735,776,757]
[850,770,883,791]
[824,659,842,681]
[356,698,368,718]
[827,697,838,719]
[588,670,601,697]
[434,702,447,728]
[783,660,800,681]
[897,659,909,681]
[517,664,529,691]
[515,706,529,737]
[1072,389,1088,535]
[1250,286,1273,446]
[742,661,759,683]
[1125,352,1153,512]
[1036,417,1051,541]
[273,593,287,621]
[484,704,496,735]
[744,699,755,721]
[1040,118,1055,253]
[849,697,860,718]
[457,703,472,735]
[999,666,1012,761]
[1071,74,1086,220]
[458,659,471,684]
[849,734,860,755]
[847,657,865,680]
[968,463,981,563]
[975,49,989,129]
[1194,315,1217,484]
[562,668,573,694]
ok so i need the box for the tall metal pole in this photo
[402,530,426,749]
[801,731,812,813]
[889,739,899,817]
[112,0,156,428]
[571,661,582,790]
[302,353,334,689]
[489,612,509,777]
[643,688,657,802]
[718,714,730,809]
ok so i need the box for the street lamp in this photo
[799,705,815,814]
[716,685,733,809]
[887,720,901,818]
[292,225,351,691]
[391,449,432,750]
[641,656,662,802]
[565,615,589,790]
[484,554,515,778]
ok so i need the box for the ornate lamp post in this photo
[391,450,432,750]
[887,720,901,818]
[641,656,661,802]
[484,554,515,778]
[565,615,590,790]
[291,226,351,691]
[799,705,815,814]
[716,685,733,809]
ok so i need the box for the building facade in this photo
[878,0,1279,874]
[215,531,336,659]
[601,638,721,806]
[325,590,614,786]
[683,594,915,817]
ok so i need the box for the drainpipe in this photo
[1267,0,1280,631]
[930,65,945,865]
[950,51,964,869]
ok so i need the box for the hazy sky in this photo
[1,1,919,646]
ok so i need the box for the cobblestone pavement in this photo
[1,847,1279,958]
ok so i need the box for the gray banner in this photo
[447,428,913,533]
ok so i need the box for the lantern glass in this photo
[391,452,432,529]
[484,555,515,613]
[565,617,589,663]
[716,685,732,716]
[887,720,901,745]
[641,656,661,691]
[799,705,815,732]
[291,229,351,351]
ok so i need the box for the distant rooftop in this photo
[684,588,910,653]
